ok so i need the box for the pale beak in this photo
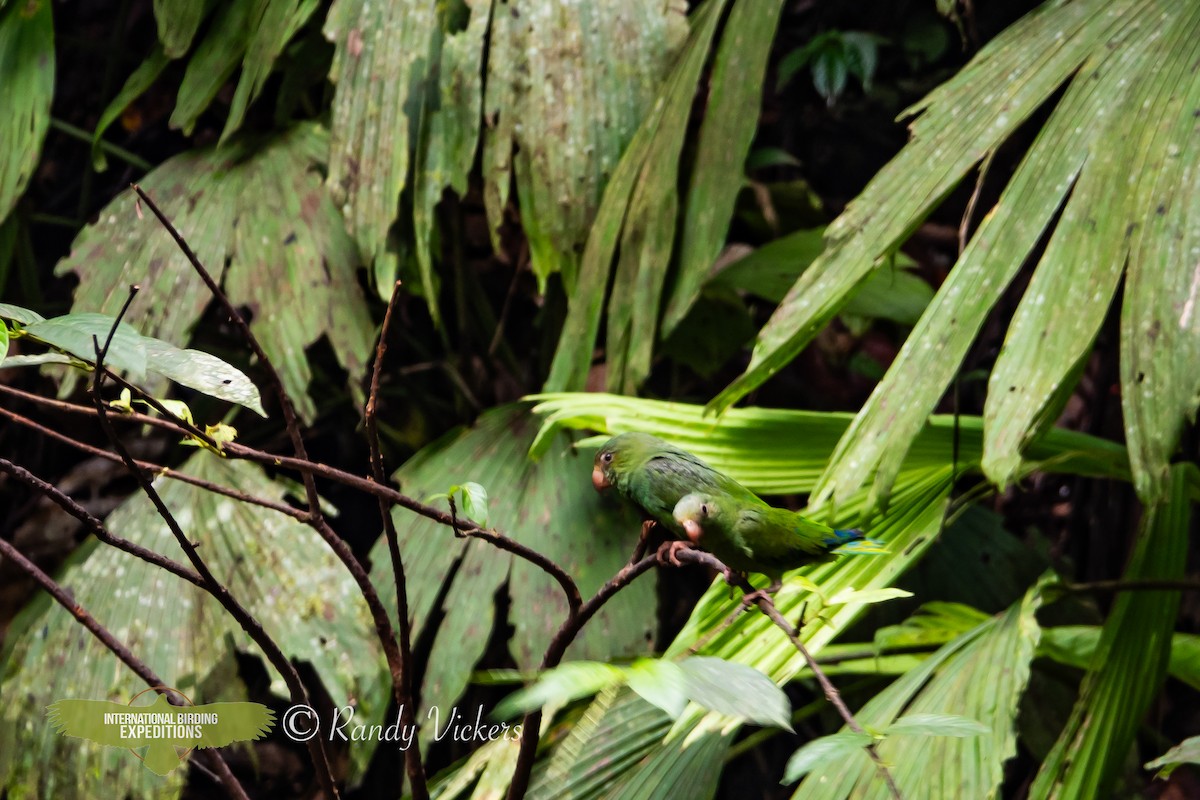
[592,467,610,491]
[683,519,703,543]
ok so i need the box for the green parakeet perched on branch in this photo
[591,432,765,539]
[672,492,886,589]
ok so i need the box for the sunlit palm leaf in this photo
[529,393,1128,502]
[1028,463,1192,798]
[0,456,386,798]
[793,578,1047,799]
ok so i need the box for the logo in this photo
[47,687,274,775]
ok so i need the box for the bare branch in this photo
[364,280,428,800]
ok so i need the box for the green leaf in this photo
[543,0,719,393]
[662,0,786,336]
[0,454,387,795]
[795,577,1049,798]
[782,732,874,783]
[746,147,801,171]
[0,352,78,368]
[140,338,265,416]
[624,658,688,719]
[679,656,792,731]
[1118,21,1200,501]
[169,0,253,135]
[323,0,437,295]
[526,686,669,800]
[811,46,848,105]
[886,713,990,738]
[0,321,8,362]
[151,0,209,57]
[8,311,264,414]
[1040,627,1200,692]
[983,3,1200,491]
[602,0,730,393]
[411,0,489,322]
[493,662,625,721]
[55,124,373,422]
[447,481,489,527]
[1029,464,1191,798]
[712,232,932,326]
[529,393,1129,495]
[873,602,992,651]
[0,0,54,222]
[221,0,320,143]
[1146,736,1200,779]
[92,44,170,172]
[24,312,148,378]
[825,587,912,607]
[0,301,43,325]
[715,0,1127,413]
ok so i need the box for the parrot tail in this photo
[825,528,889,555]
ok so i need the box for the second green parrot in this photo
[672,492,886,588]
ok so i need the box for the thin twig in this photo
[0,458,204,587]
[672,549,903,800]
[958,151,993,255]
[89,298,342,799]
[0,535,250,800]
[0,401,307,521]
[363,279,427,800]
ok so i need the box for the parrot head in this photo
[592,432,668,492]
[673,493,719,544]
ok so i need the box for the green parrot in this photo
[672,492,886,590]
[591,432,765,540]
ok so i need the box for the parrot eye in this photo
[700,504,708,516]
[601,452,613,464]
